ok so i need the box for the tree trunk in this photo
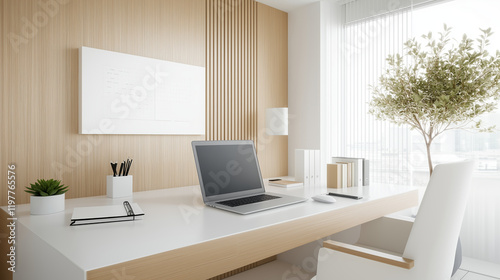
[426,142,433,176]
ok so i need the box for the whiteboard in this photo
[79,46,205,135]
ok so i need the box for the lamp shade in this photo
[266,108,288,135]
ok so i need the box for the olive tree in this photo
[370,25,500,175]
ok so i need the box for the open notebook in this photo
[70,201,144,226]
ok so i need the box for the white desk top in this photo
[5,182,416,272]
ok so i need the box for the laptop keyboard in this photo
[217,194,280,207]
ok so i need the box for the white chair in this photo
[313,160,474,280]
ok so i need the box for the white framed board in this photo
[79,46,205,135]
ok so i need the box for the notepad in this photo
[70,202,144,226]
[268,180,303,188]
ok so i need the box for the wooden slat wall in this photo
[0,0,206,205]
[0,0,288,207]
[206,0,258,143]
[206,1,288,178]
[207,256,277,280]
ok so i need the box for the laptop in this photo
[192,140,307,215]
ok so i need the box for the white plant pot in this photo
[30,193,65,215]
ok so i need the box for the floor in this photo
[452,270,500,280]
[225,257,500,280]
[451,257,500,280]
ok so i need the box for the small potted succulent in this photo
[25,179,69,215]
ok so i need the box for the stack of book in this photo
[328,157,369,188]
[268,180,303,188]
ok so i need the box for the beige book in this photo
[327,163,346,189]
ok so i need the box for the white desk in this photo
[3,183,418,280]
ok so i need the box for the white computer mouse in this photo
[312,194,336,204]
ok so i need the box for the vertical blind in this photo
[335,2,414,185]
[333,0,500,263]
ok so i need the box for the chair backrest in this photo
[403,160,474,279]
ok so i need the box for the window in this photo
[332,0,500,263]
[335,1,414,185]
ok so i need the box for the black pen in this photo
[118,162,124,176]
[126,159,133,176]
[111,162,117,177]
[125,158,130,176]
[328,192,363,200]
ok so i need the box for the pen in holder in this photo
[108,158,133,198]
[107,175,133,198]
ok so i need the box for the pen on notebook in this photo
[123,201,134,215]
[123,201,136,220]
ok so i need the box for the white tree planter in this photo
[30,193,65,215]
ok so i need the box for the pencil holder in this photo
[107,175,133,198]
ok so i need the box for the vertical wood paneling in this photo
[206,0,257,143]
[207,255,277,280]
[256,3,288,178]
[0,0,7,209]
[206,1,287,178]
[0,0,205,206]
[1,0,289,208]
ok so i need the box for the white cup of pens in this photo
[107,159,133,198]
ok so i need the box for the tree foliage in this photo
[369,25,500,174]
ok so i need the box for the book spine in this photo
[363,159,370,186]
[295,149,311,187]
[341,164,347,188]
[304,150,310,187]
[295,149,305,183]
[309,149,315,188]
[314,150,321,193]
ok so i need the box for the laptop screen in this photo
[193,141,263,197]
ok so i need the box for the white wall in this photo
[288,1,342,176]
[288,2,321,176]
